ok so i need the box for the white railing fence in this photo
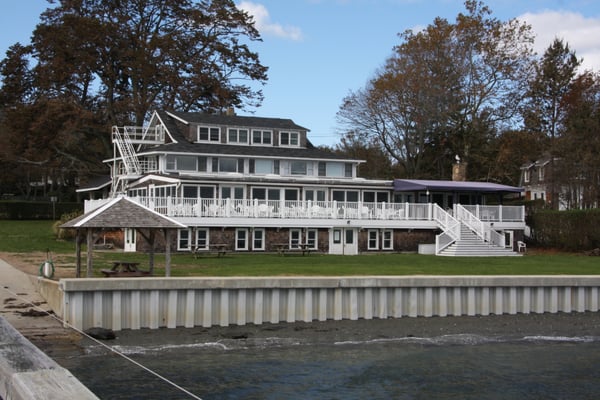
[433,205,461,254]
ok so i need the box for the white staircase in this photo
[112,126,142,176]
[438,223,520,257]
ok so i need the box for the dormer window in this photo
[538,166,544,182]
[198,126,220,142]
[280,131,299,147]
[523,170,530,183]
[228,128,249,144]
[252,130,272,145]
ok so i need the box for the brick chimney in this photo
[452,156,467,181]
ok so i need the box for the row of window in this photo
[177,228,393,251]
[130,184,392,203]
[164,155,354,178]
[523,167,545,183]
[198,126,300,147]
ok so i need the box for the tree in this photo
[557,71,600,208]
[524,38,580,208]
[333,131,402,179]
[31,0,268,126]
[0,0,268,197]
[337,0,534,181]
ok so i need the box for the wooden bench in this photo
[101,261,151,277]
[193,244,228,258]
[274,243,312,256]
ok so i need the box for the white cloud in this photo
[237,1,303,41]
[518,10,600,72]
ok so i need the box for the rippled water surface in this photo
[60,333,600,399]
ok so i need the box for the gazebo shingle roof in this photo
[61,197,186,229]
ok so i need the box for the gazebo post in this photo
[75,229,82,278]
[164,228,171,277]
[86,228,93,277]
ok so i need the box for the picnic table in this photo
[101,261,151,277]
[273,243,312,256]
[193,244,228,258]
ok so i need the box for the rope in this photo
[1,286,203,400]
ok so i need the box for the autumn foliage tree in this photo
[0,0,268,198]
[337,0,534,181]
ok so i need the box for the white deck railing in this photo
[461,205,525,222]
[83,197,525,225]
[132,197,434,221]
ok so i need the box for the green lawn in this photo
[1,220,599,277]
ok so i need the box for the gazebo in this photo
[61,196,186,277]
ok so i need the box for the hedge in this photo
[0,201,83,220]
[529,209,600,251]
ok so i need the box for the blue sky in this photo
[2,1,600,147]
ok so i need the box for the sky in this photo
[1,1,600,147]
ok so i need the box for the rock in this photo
[84,327,116,340]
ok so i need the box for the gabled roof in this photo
[143,110,355,162]
[61,197,186,229]
[166,111,309,131]
[393,179,523,193]
[76,175,112,193]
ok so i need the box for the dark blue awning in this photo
[393,179,522,193]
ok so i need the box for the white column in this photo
[590,287,599,312]
[452,287,462,316]
[521,287,531,314]
[112,291,122,331]
[438,287,447,317]
[508,287,517,315]
[130,291,141,329]
[303,289,313,322]
[349,288,358,320]
[237,289,247,326]
[149,290,160,329]
[286,289,296,322]
[318,289,328,321]
[167,289,178,328]
[494,288,503,315]
[467,287,476,316]
[93,291,103,328]
[363,288,373,320]
[253,289,264,325]
[409,287,418,317]
[378,288,388,319]
[333,288,343,320]
[202,290,212,327]
[184,290,195,328]
[270,289,280,323]
[480,287,490,316]
[423,288,433,317]
[393,288,403,318]
[219,289,230,327]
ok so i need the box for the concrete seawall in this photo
[0,317,98,400]
[48,276,600,331]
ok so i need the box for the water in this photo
[56,326,600,399]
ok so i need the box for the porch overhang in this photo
[393,179,523,194]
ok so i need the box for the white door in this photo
[329,228,358,255]
[124,228,137,252]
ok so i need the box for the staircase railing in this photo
[433,204,461,254]
[112,126,142,176]
[455,204,505,248]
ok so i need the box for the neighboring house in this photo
[520,155,596,210]
[79,110,526,256]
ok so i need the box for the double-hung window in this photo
[252,130,272,145]
[368,230,379,250]
[197,126,220,142]
[213,158,244,173]
[280,131,299,146]
[228,128,249,144]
